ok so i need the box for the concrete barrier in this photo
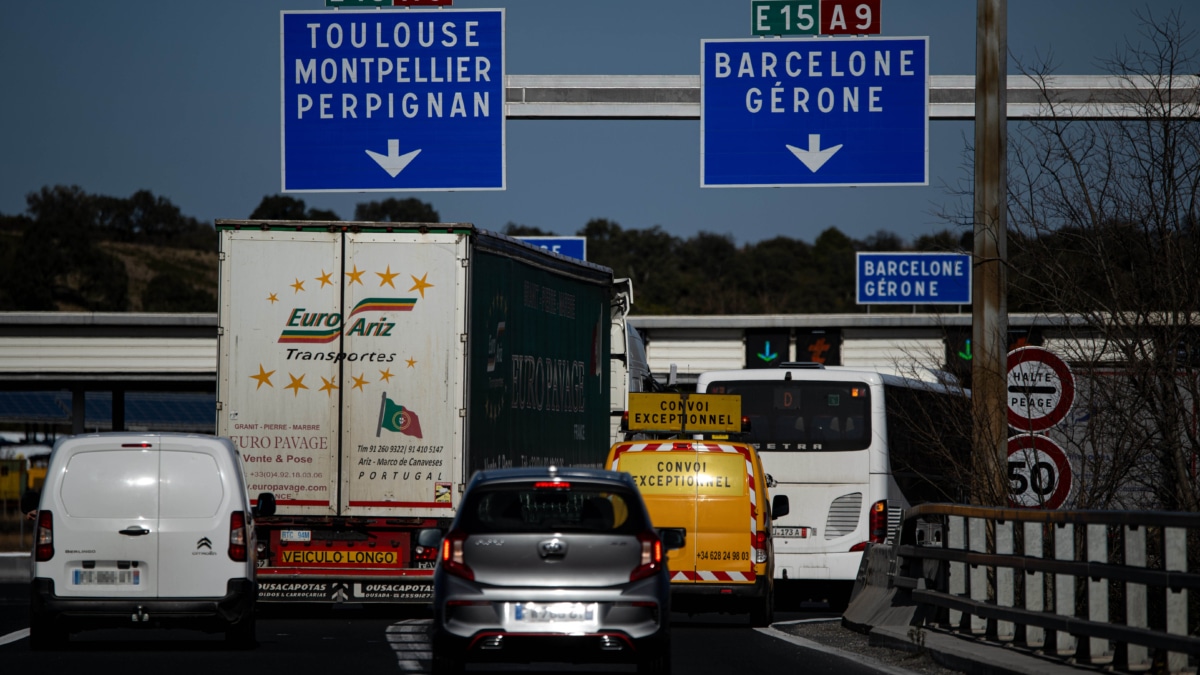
[0,552,30,582]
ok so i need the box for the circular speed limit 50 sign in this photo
[1007,434,1072,509]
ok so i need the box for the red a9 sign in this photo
[820,0,881,35]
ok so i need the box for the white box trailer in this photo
[216,220,625,603]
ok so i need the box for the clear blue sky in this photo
[2,1,1196,246]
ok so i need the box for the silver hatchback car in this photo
[426,466,683,674]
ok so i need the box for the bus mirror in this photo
[772,495,790,520]
[21,489,40,514]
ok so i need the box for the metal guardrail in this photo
[890,504,1199,674]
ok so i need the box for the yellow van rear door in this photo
[691,447,755,584]
[610,445,699,580]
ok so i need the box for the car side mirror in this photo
[417,528,444,549]
[254,492,277,518]
[20,489,40,514]
[772,495,789,520]
[657,527,686,551]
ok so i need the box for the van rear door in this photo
[156,436,241,597]
[52,438,160,599]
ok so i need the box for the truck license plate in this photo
[280,530,312,542]
[773,526,813,538]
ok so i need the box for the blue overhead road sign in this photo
[516,236,587,261]
[701,36,928,187]
[856,252,970,305]
[281,9,505,192]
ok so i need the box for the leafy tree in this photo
[354,197,439,223]
[249,195,339,221]
[502,223,554,237]
[142,271,216,313]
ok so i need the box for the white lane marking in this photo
[0,628,30,646]
[388,618,434,672]
[757,625,925,675]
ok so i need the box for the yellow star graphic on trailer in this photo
[291,278,305,293]
[316,270,334,288]
[406,357,417,368]
[250,364,275,390]
[285,373,308,397]
[377,265,399,288]
[352,373,370,391]
[378,368,394,383]
[409,273,433,298]
[346,265,365,286]
[266,293,278,304]
[319,376,339,397]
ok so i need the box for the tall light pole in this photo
[974,0,1009,505]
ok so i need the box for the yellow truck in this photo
[606,393,789,626]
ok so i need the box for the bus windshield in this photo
[705,380,871,452]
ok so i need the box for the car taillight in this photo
[35,511,53,562]
[850,500,888,552]
[229,511,247,562]
[754,530,768,564]
[440,530,474,580]
[630,530,663,582]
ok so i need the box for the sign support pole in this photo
[972,0,1009,506]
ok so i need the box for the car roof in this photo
[468,466,635,489]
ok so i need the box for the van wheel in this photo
[749,591,774,627]
[29,616,67,651]
[225,614,257,649]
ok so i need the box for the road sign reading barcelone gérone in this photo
[281,9,504,192]
[856,252,970,305]
[701,36,927,188]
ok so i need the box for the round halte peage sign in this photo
[1007,346,1075,432]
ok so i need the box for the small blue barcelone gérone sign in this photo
[856,252,970,305]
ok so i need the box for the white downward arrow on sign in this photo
[785,134,843,173]
[365,139,422,178]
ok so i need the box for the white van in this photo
[25,433,275,649]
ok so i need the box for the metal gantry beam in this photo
[505,74,1200,120]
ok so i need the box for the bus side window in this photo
[774,416,801,440]
[844,416,864,440]
[814,416,842,440]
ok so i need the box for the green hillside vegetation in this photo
[0,185,970,315]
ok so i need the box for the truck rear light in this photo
[229,511,248,562]
[630,530,663,582]
[441,530,474,580]
[35,510,54,562]
[754,530,768,564]
[849,500,888,552]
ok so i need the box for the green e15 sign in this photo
[751,0,820,36]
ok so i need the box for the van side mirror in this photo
[771,495,789,520]
[254,492,277,518]
[657,527,686,551]
[20,489,40,514]
[417,528,444,549]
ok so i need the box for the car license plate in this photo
[72,569,141,585]
[773,526,813,538]
[508,602,598,632]
[280,530,312,542]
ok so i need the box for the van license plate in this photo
[73,569,140,585]
[510,602,598,631]
[280,530,312,542]
[773,527,813,538]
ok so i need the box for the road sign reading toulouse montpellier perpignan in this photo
[1007,346,1076,432]
[281,9,504,192]
[701,36,928,187]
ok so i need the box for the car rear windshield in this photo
[460,484,646,535]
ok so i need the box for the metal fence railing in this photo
[881,504,1200,674]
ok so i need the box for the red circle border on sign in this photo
[1006,434,1073,509]
[1007,346,1075,432]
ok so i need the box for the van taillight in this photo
[630,530,663,582]
[850,500,888,552]
[441,530,473,580]
[35,511,53,562]
[229,511,247,562]
[754,530,768,564]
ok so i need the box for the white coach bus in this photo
[696,362,969,608]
